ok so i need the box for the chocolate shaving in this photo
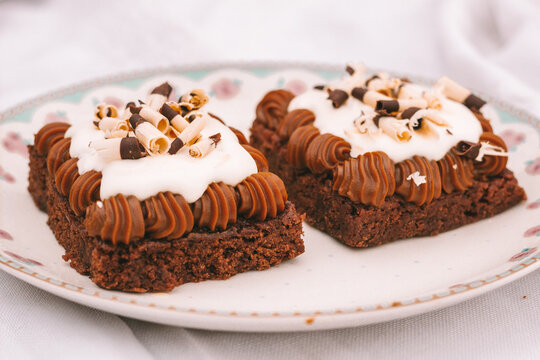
[138,99,145,105]
[345,65,355,75]
[208,112,225,124]
[313,85,325,90]
[151,82,172,96]
[159,103,178,121]
[446,129,453,135]
[129,114,146,129]
[93,120,100,128]
[463,94,486,110]
[187,114,197,122]
[376,100,399,114]
[119,137,143,160]
[401,107,421,120]
[129,105,141,114]
[328,89,349,108]
[209,133,222,145]
[454,141,481,159]
[125,101,135,109]
[168,138,184,154]
[351,87,367,101]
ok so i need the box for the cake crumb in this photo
[305,317,315,325]
[523,295,527,299]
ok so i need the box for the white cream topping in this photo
[288,88,483,163]
[65,115,257,202]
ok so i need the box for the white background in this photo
[1,0,540,359]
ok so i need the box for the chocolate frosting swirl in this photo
[241,144,269,172]
[395,155,442,206]
[332,152,395,206]
[237,172,287,221]
[46,138,71,176]
[276,109,316,139]
[255,90,295,129]
[143,191,194,239]
[305,133,351,174]
[475,132,508,177]
[437,149,474,194]
[54,158,79,196]
[85,194,145,245]
[35,122,70,156]
[69,170,102,216]
[229,126,248,144]
[193,182,237,231]
[472,109,493,133]
[287,125,321,168]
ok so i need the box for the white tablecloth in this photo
[1,0,539,358]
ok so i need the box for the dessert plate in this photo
[1,63,539,332]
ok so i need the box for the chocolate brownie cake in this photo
[28,83,304,292]
[250,64,526,248]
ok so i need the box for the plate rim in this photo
[1,61,539,331]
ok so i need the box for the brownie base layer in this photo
[250,119,527,248]
[28,147,304,292]
[28,146,48,212]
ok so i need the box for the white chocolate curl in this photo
[148,94,167,110]
[423,91,443,110]
[180,89,209,110]
[378,117,412,142]
[336,63,367,92]
[395,99,428,111]
[170,115,190,133]
[436,76,471,103]
[98,117,129,138]
[90,138,124,162]
[366,73,401,96]
[363,90,391,107]
[353,110,380,135]
[95,104,118,120]
[398,83,424,100]
[179,115,207,146]
[188,136,218,158]
[138,106,169,134]
[134,122,170,155]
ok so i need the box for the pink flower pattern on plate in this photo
[285,79,307,96]
[44,112,69,124]
[524,225,540,237]
[3,250,43,266]
[0,165,15,183]
[0,229,13,241]
[526,200,540,210]
[525,157,540,175]
[499,129,525,150]
[102,96,124,109]
[2,132,29,158]
[211,78,240,100]
[508,247,538,262]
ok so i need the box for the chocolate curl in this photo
[148,82,172,110]
[378,117,412,142]
[90,137,143,161]
[159,103,189,132]
[436,76,486,110]
[98,117,129,138]
[120,102,136,121]
[376,99,428,114]
[168,115,207,154]
[129,105,169,134]
[327,89,349,108]
[454,141,481,159]
[401,107,439,138]
[94,104,118,120]
[188,133,221,158]
[129,114,170,155]
[351,87,391,107]
[179,89,209,110]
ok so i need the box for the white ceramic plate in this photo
[1,63,539,332]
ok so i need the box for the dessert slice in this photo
[28,83,304,292]
[250,64,526,248]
